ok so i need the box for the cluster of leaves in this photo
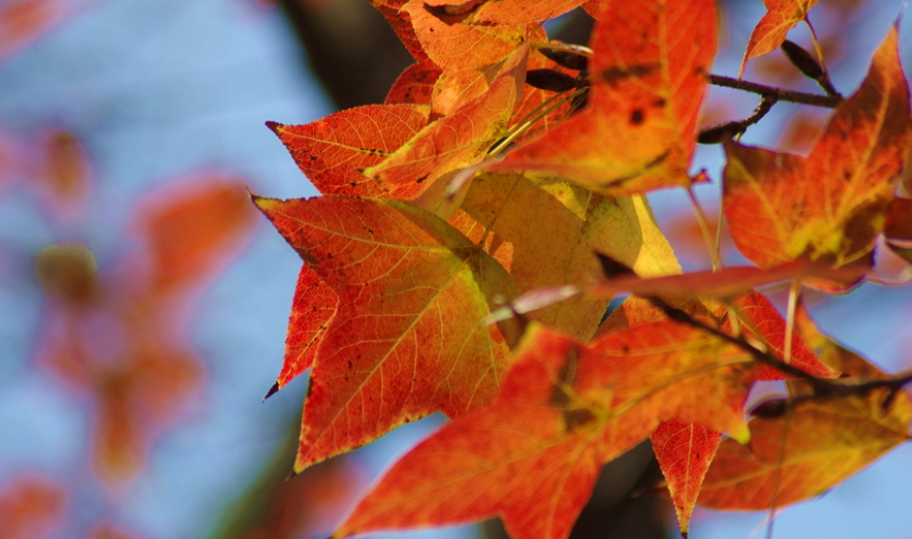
[256,0,912,537]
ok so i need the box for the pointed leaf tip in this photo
[263,382,280,401]
[265,121,282,133]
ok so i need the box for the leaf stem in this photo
[709,74,842,108]
[686,187,722,271]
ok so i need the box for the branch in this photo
[709,74,843,108]
[646,296,912,404]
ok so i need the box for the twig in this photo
[699,94,778,144]
[645,296,912,402]
[709,74,843,108]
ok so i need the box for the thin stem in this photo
[709,74,842,108]
[686,187,722,271]
[803,19,842,98]
[804,18,828,77]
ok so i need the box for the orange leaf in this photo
[268,104,430,198]
[369,0,432,65]
[698,386,911,510]
[403,0,527,73]
[699,302,911,510]
[461,172,680,340]
[385,64,442,105]
[651,420,721,535]
[131,175,258,293]
[723,26,912,293]
[740,0,820,77]
[334,321,763,539]
[366,60,524,205]
[0,475,66,539]
[269,264,339,393]
[254,195,518,472]
[490,0,717,195]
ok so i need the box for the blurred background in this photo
[1,1,912,539]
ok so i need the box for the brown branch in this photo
[646,296,912,403]
[709,74,843,108]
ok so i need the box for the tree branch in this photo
[709,74,843,108]
[646,296,912,404]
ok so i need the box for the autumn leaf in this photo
[490,0,717,195]
[267,264,339,394]
[0,475,66,539]
[740,0,820,77]
[365,60,524,207]
[699,299,911,510]
[268,104,430,198]
[368,0,432,66]
[334,320,766,539]
[131,175,258,293]
[403,0,527,73]
[697,385,911,510]
[460,171,679,340]
[651,420,721,535]
[254,195,519,472]
[723,26,912,293]
[386,64,442,106]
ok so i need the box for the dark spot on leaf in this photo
[416,174,430,184]
[630,109,644,125]
[652,98,666,108]
[621,344,630,354]
[599,63,659,84]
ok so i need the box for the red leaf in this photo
[740,0,820,77]
[651,421,722,535]
[269,104,430,198]
[255,195,518,472]
[334,321,765,539]
[385,64,442,105]
[723,26,912,293]
[490,0,717,195]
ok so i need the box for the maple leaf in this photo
[699,300,911,510]
[698,386,911,510]
[740,0,820,78]
[724,26,911,293]
[254,195,519,472]
[490,0,717,195]
[333,319,774,539]
[460,171,680,340]
[593,289,833,534]
[365,59,524,208]
[268,104,431,198]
